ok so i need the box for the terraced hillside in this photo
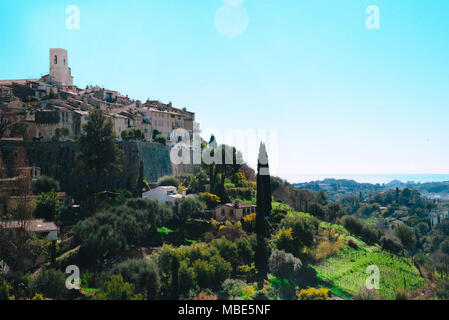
[311,241,426,299]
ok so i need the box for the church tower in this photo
[49,48,73,86]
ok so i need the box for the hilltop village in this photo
[0,48,199,144]
[1,50,449,302]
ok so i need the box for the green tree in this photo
[30,268,68,300]
[192,259,215,289]
[325,202,345,223]
[268,249,302,280]
[74,108,123,191]
[198,192,221,209]
[380,235,403,254]
[157,175,180,187]
[172,198,206,242]
[152,129,161,140]
[33,175,60,194]
[95,275,142,300]
[0,277,12,300]
[154,133,166,145]
[178,260,197,297]
[73,198,172,265]
[278,214,318,255]
[201,137,243,199]
[309,203,326,220]
[34,192,61,222]
[255,143,271,282]
[110,258,160,299]
[440,240,449,256]
[394,224,416,251]
[315,190,328,206]
[222,279,246,300]
[436,280,449,299]
[121,127,145,141]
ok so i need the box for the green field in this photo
[311,245,426,299]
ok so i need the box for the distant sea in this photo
[284,174,449,185]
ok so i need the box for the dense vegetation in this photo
[1,129,448,301]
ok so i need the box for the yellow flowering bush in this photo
[297,288,333,300]
[241,285,256,298]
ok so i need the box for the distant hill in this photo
[293,178,449,201]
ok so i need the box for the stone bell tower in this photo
[49,48,73,86]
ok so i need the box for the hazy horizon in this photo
[282,173,449,185]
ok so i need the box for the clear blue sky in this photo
[1,0,449,181]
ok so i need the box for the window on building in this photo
[54,55,57,64]
[221,209,225,216]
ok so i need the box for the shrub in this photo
[73,199,172,265]
[274,227,296,254]
[192,259,216,289]
[110,258,160,299]
[157,175,180,188]
[353,287,384,300]
[394,288,409,300]
[394,224,416,249]
[242,212,256,232]
[198,192,220,209]
[238,264,257,282]
[360,225,383,245]
[178,260,197,296]
[225,188,254,201]
[268,250,302,280]
[154,133,166,145]
[342,216,364,236]
[33,175,60,194]
[380,236,403,254]
[278,214,318,255]
[31,293,53,300]
[30,268,68,300]
[34,191,61,222]
[440,240,449,256]
[241,285,256,298]
[342,216,382,245]
[297,288,333,300]
[0,277,12,300]
[348,239,359,250]
[217,222,246,241]
[313,238,345,262]
[193,291,217,300]
[121,127,145,141]
[436,280,449,300]
[222,279,246,299]
[156,242,232,293]
[95,275,142,300]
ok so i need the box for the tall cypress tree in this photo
[255,142,271,282]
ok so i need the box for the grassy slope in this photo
[311,242,426,299]
[271,202,426,299]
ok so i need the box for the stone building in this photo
[49,48,73,87]
[215,200,256,222]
